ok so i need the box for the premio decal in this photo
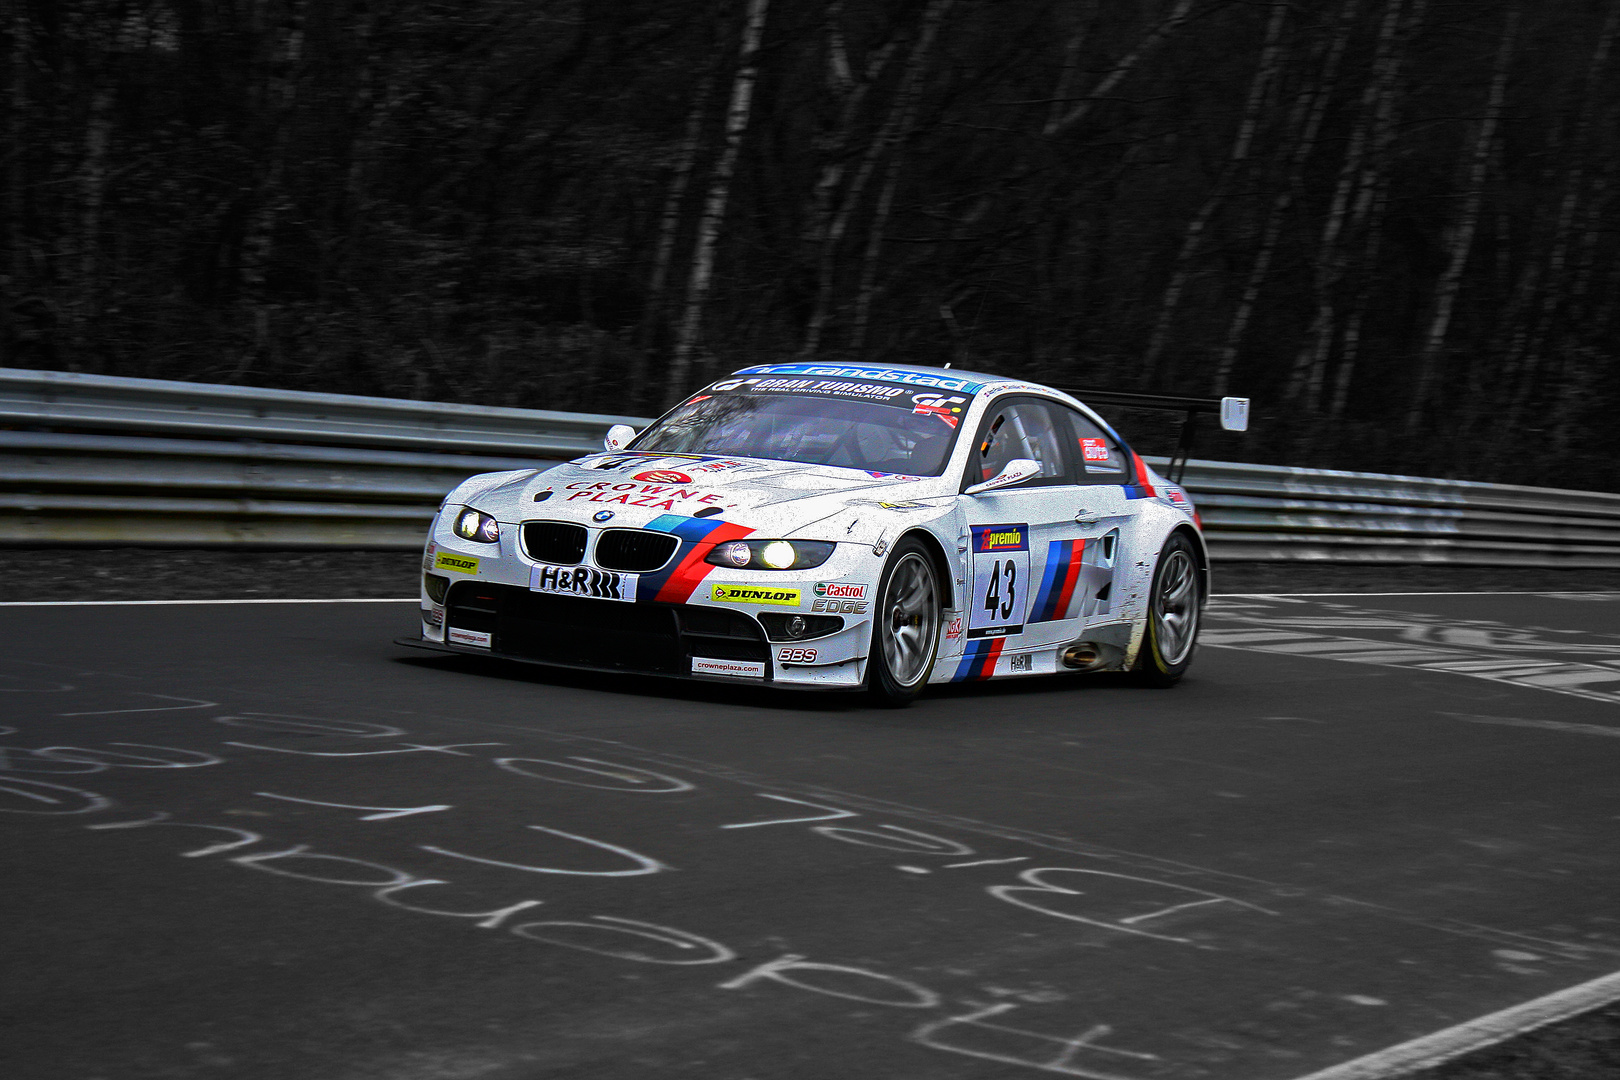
[711,584,803,607]
[433,552,480,574]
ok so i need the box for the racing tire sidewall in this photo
[1135,531,1203,688]
[868,537,941,707]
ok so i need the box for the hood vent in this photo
[596,529,680,573]
[523,521,587,565]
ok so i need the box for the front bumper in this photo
[399,580,864,691]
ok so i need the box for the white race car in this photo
[398,363,1248,705]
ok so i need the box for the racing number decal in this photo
[984,559,1017,620]
[968,524,1029,638]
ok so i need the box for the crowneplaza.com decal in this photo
[711,584,802,607]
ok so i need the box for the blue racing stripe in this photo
[1030,540,1065,621]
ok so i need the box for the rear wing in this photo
[1053,389,1250,484]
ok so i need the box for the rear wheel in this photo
[1134,532,1202,687]
[868,539,941,707]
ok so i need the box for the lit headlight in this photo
[452,508,501,544]
[704,539,835,571]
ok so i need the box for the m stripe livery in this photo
[640,515,754,603]
[1122,450,1159,500]
[1030,538,1086,622]
[952,638,1004,681]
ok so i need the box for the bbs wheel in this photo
[1134,531,1202,687]
[868,538,942,707]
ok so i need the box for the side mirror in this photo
[603,424,637,451]
[965,458,1042,496]
[1219,397,1249,432]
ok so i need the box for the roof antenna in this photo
[942,362,953,369]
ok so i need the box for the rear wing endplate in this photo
[1053,388,1249,484]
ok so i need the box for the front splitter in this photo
[391,635,863,692]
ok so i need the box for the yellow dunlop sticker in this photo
[711,583,802,606]
[433,552,480,575]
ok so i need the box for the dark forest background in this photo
[3,0,1617,486]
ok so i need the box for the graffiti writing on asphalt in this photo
[1,681,1604,1079]
[0,704,1305,1078]
[1205,597,1620,705]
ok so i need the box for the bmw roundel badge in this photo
[593,510,615,522]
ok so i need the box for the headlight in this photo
[452,507,501,544]
[704,539,835,571]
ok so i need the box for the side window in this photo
[1065,410,1129,484]
[968,400,1074,489]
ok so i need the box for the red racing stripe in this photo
[1050,539,1086,620]
[976,637,1005,679]
[1131,452,1157,497]
[654,522,755,603]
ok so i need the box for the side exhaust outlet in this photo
[1061,644,1101,670]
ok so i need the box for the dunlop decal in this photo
[711,584,803,607]
[434,552,480,575]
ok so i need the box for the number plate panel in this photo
[968,523,1030,638]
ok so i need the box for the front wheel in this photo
[868,539,942,707]
[1134,532,1203,687]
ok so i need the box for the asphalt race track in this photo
[3,592,1618,1080]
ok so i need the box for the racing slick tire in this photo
[1134,531,1203,688]
[868,537,942,707]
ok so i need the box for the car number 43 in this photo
[969,524,1030,638]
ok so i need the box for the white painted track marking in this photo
[3,591,1608,607]
[0,598,417,607]
[1215,590,1620,598]
[1288,968,1620,1080]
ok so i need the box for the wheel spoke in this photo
[880,553,938,686]
[1152,549,1199,667]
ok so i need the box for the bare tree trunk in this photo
[665,0,770,408]
[1507,3,1617,422]
[1405,9,1517,433]
[1283,0,1404,412]
[1328,0,1423,416]
[1043,0,1198,138]
[1140,0,1287,385]
[632,58,718,405]
[72,6,120,373]
[237,0,308,377]
[798,4,900,356]
[1213,0,1360,395]
[4,7,30,359]
[849,0,950,357]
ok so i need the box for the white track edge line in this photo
[6,591,1599,608]
[1212,590,1614,597]
[0,598,418,607]
[1286,967,1620,1080]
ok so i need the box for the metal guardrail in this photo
[3,367,1618,565]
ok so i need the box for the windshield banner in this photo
[700,376,973,430]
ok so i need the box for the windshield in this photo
[632,376,973,476]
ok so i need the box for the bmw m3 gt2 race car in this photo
[397,363,1248,704]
